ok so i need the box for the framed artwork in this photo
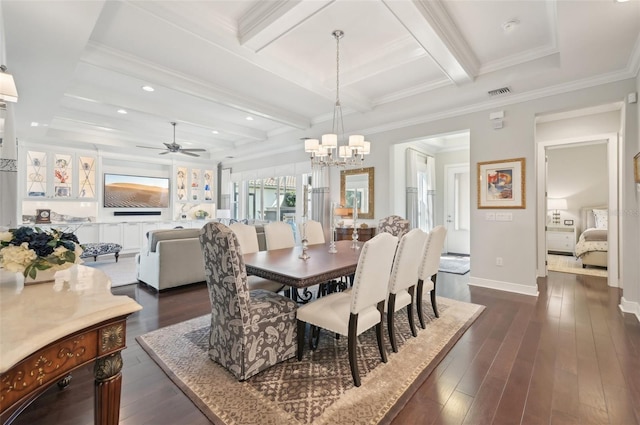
[477,157,526,209]
[36,209,51,224]
[634,152,640,183]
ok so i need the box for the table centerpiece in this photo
[0,226,83,283]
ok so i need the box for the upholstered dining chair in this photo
[229,222,285,293]
[199,222,298,381]
[296,232,398,387]
[386,228,428,353]
[303,219,325,245]
[264,221,296,250]
[416,225,447,329]
[376,215,411,239]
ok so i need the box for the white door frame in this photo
[535,132,620,287]
[444,162,470,255]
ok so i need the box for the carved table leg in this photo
[94,352,123,425]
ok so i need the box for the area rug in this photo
[547,254,607,278]
[439,255,470,275]
[82,253,138,287]
[137,297,484,425]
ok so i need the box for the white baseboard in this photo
[468,276,539,297]
[619,297,640,323]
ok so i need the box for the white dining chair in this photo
[296,232,398,387]
[229,222,285,293]
[303,220,325,245]
[264,221,296,250]
[386,228,428,352]
[416,225,447,329]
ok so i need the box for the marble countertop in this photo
[0,265,142,373]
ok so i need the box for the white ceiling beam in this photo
[82,43,311,131]
[382,0,479,85]
[239,0,335,53]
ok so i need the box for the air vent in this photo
[488,86,511,97]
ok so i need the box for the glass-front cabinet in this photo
[175,166,214,204]
[24,150,97,199]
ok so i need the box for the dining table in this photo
[243,240,362,301]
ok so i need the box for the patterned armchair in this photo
[199,222,298,380]
[377,215,411,238]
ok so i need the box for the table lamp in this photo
[548,198,567,224]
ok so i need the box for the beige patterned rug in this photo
[137,297,484,425]
[547,254,607,278]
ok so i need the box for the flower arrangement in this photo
[0,227,83,278]
[194,210,209,219]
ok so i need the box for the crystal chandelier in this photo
[304,30,370,168]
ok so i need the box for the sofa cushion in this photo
[148,228,201,252]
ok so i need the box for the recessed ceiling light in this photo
[615,0,629,3]
[212,130,219,134]
[246,116,254,121]
[502,19,520,33]
[142,85,155,92]
[30,122,39,127]
[117,109,128,114]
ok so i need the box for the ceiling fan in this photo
[137,122,206,157]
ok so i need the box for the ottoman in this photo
[80,242,122,262]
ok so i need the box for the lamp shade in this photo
[334,207,352,217]
[0,68,18,103]
[548,198,567,210]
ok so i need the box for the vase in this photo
[23,268,58,285]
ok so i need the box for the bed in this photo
[575,206,608,269]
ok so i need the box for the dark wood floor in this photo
[12,271,640,425]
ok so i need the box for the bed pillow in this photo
[592,209,608,229]
[582,228,607,242]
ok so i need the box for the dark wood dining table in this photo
[243,240,362,300]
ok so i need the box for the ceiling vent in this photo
[488,86,511,97]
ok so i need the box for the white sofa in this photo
[136,228,206,291]
[136,224,268,291]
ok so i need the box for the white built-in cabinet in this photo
[24,149,97,200]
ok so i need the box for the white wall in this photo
[546,143,608,232]
[228,78,640,304]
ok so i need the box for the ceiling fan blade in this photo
[159,151,170,155]
[180,151,200,157]
[136,145,166,150]
[180,148,206,152]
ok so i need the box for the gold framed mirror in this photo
[340,167,374,219]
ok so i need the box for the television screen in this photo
[104,173,170,208]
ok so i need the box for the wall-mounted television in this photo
[104,173,170,208]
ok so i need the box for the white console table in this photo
[0,266,142,424]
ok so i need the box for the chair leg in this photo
[416,279,426,329]
[376,301,387,364]
[407,285,417,337]
[387,294,398,353]
[348,313,361,387]
[430,274,439,318]
[297,320,306,360]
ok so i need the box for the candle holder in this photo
[299,238,310,260]
[329,202,337,253]
[351,202,359,250]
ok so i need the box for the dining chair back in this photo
[199,222,297,380]
[386,228,428,352]
[229,222,285,293]
[416,225,447,328]
[264,221,296,250]
[229,222,260,254]
[303,219,325,245]
[296,232,398,387]
[377,215,411,238]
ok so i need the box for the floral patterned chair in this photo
[376,215,411,239]
[199,222,298,381]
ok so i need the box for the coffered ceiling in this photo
[2,0,639,162]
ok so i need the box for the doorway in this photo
[444,163,470,255]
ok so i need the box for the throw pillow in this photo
[592,209,608,229]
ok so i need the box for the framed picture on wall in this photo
[477,157,526,209]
